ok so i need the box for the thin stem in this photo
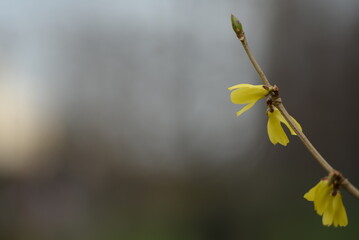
[241,37,271,88]
[342,179,359,199]
[275,103,333,173]
[233,18,359,200]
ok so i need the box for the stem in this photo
[275,103,333,173]
[241,37,271,88]
[233,19,359,200]
[342,179,359,199]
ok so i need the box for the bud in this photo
[231,14,244,38]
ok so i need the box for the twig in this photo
[231,14,359,200]
[275,103,332,173]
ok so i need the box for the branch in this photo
[231,14,359,200]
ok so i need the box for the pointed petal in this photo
[332,193,348,227]
[228,83,254,90]
[236,101,256,117]
[304,182,321,201]
[267,112,289,146]
[290,116,302,132]
[274,109,302,135]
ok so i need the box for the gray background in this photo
[0,0,358,239]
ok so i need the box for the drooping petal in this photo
[304,179,348,227]
[304,181,321,201]
[236,101,256,117]
[290,116,302,132]
[314,181,332,215]
[332,193,348,227]
[322,196,334,226]
[267,111,289,146]
[274,108,302,135]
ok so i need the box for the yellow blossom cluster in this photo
[304,179,348,227]
[228,83,348,227]
[228,83,301,146]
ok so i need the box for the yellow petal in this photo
[229,84,268,117]
[273,108,302,135]
[228,83,254,90]
[322,195,335,226]
[304,181,321,201]
[332,193,348,227]
[236,101,256,117]
[304,180,348,227]
[290,116,302,132]
[230,85,267,104]
[228,83,266,91]
[267,111,289,146]
[314,181,332,215]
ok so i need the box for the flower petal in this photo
[236,101,256,117]
[304,180,348,227]
[228,83,254,90]
[230,85,267,104]
[274,108,302,135]
[332,193,348,227]
[322,196,334,226]
[267,111,289,146]
[314,181,332,215]
[304,182,321,202]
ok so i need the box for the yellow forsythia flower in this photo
[267,107,302,146]
[228,84,268,116]
[304,179,348,227]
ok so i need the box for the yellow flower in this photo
[228,84,268,116]
[304,180,348,227]
[267,107,302,146]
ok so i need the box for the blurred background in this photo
[0,0,358,239]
